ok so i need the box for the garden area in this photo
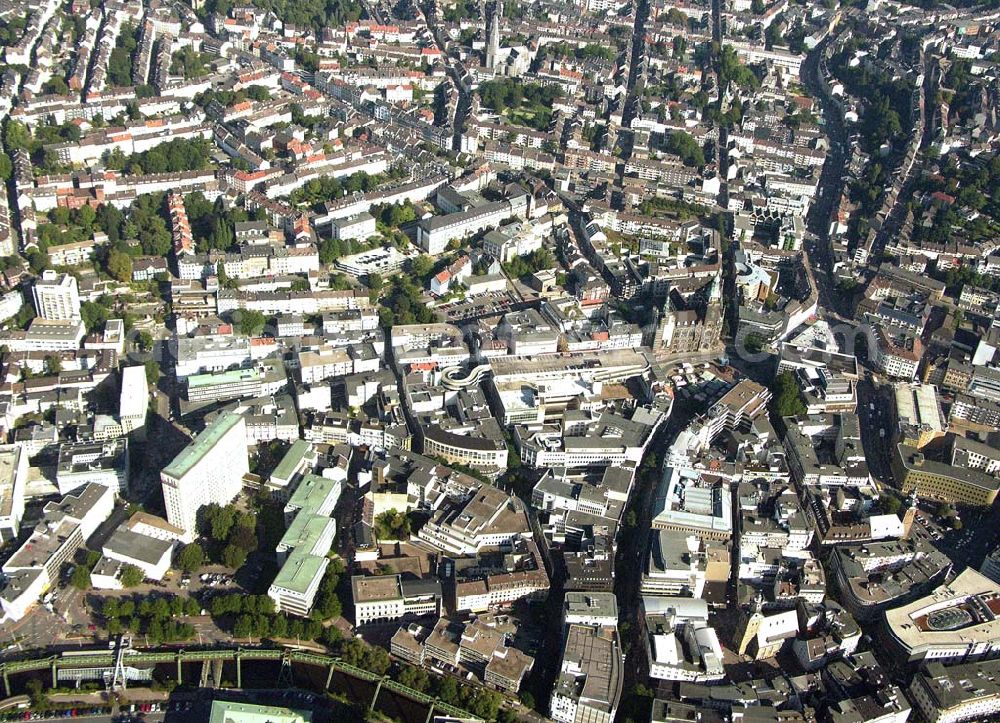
[478,79,563,131]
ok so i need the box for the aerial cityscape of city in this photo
[0,0,998,720]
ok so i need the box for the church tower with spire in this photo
[486,0,502,71]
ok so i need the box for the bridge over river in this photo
[0,646,478,722]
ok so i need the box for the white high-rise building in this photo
[160,412,249,539]
[0,445,28,542]
[32,270,81,320]
[119,365,149,434]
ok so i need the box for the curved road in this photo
[800,34,851,317]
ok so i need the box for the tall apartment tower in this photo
[119,365,149,435]
[32,270,81,320]
[160,412,249,539]
[486,0,502,71]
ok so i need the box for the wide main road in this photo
[613,405,697,721]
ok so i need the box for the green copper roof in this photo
[270,439,312,483]
[162,412,244,480]
[271,474,340,596]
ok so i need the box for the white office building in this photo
[330,211,376,241]
[0,445,28,542]
[32,270,81,320]
[119,365,149,434]
[160,413,249,539]
[551,623,623,723]
[351,574,442,626]
[0,484,114,622]
[267,473,342,617]
[55,439,130,497]
[174,336,253,379]
[97,527,175,583]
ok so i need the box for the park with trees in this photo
[198,503,264,572]
[478,79,563,131]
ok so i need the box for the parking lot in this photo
[437,290,529,323]
[909,502,997,572]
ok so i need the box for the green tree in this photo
[318,237,343,265]
[247,86,270,102]
[203,504,236,540]
[120,565,144,587]
[107,249,133,282]
[24,679,47,708]
[170,46,210,79]
[27,250,49,274]
[236,309,266,337]
[3,120,31,151]
[108,46,133,87]
[222,543,248,570]
[144,360,159,387]
[770,372,806,417]
[124,194,172,255]
[271,614,289,638]
[228,521,257,552]
[119,138,213,175]
[96,204,124,243]
[135,330,154,353]
[311,563,343,620]
[665,131,706,167]
[340,638,390,675]
[70,565,91,590]
[377,200,417,228]
[80,301,110,333]
[176,543,204,573]
[744,332,766,354]
[102,598,120,618]
[878,493,903,515]
[719,45,761,90]
[672,35,687,59]
[233,615,253,639]
[379,276,435,326]
[13,303,34,329]
[75,205,96,229]
[504,247,556,278]
[477,78,562,131]
[367,272,383,300]
[374,509,411,540]
[43,355,61,376]
[210,217,234,250]
[464,688,502,720]
[398,665,430,692]
[435,676,459,705]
